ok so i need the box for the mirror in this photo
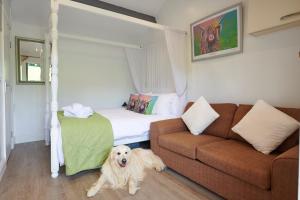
[16,37,45,84]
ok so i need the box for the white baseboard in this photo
[15,134,45,144]
[0,158,6,182]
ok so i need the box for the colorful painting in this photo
[191,4,242,61]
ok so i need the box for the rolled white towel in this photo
[62,103,93,118]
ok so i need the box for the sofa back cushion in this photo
[229,104,300,153]
[184,102,237,138]
[184,102,194,112]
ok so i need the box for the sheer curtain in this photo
[144,41,174,93]
[125,30,176,94]
[164,29,187,96]
[125,29,187,110]
[124,48,145,93]
[164,29,187,112]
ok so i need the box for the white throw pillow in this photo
[181,96,220,135]
[152,93,178,116]
[232,100,300,154]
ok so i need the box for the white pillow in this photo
[232,100,300,154]
[169,94,180,115]
[181,96,220,135]
[152,93,179,116]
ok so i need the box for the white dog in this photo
[87,145,165,197]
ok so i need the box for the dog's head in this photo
[109,145,131,168]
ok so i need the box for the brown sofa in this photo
[150,102,299,200]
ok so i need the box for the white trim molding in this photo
[0,0,7,168]
[0,158,6,181]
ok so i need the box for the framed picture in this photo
[191,3,243,61]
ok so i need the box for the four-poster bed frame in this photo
[48,0,186,178]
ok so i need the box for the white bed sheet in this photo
[57,108,176,165]
[98,108,175,140]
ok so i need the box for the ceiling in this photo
[11,0,166,27]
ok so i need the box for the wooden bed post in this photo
[44,33,50,146]
[50,0,59,178]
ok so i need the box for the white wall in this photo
[12,22,47,144]
[58,38,135,109]
[157,0,300,108]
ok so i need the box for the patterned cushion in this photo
[127,94,139,111]
[136,95,158,114]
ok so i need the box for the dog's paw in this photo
[129,190,136,195]
[155,164,165,172]
[129,186,140,195]
[87,187,98,198]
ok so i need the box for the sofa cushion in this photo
[181,97,220,135]
[231,100,300,154]
[158,132,224,159]
[196,140,278,190]
[230,104,300,153]
[184,102,237,138]
[229,104,252,143]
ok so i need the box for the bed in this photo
[48,0,187,178]
[56,107,177,167]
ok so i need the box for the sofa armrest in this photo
[150,118,187,155]
[272,145,299,200]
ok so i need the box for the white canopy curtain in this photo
[125,48,145,93]
[125,29,174,94]
[165,30,187,96]
[125,29,187,108]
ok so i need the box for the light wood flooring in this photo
[0,141,223,200]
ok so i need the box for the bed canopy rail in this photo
[59,33,142,49]
[48,0,187,178]
[58,0,186,34]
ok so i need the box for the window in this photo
[26,63,42,81]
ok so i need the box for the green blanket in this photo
[58,111,113,175]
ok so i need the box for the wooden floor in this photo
[0,141,223,200]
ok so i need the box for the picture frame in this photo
[191,3,243,61]
[15,36,45,85]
